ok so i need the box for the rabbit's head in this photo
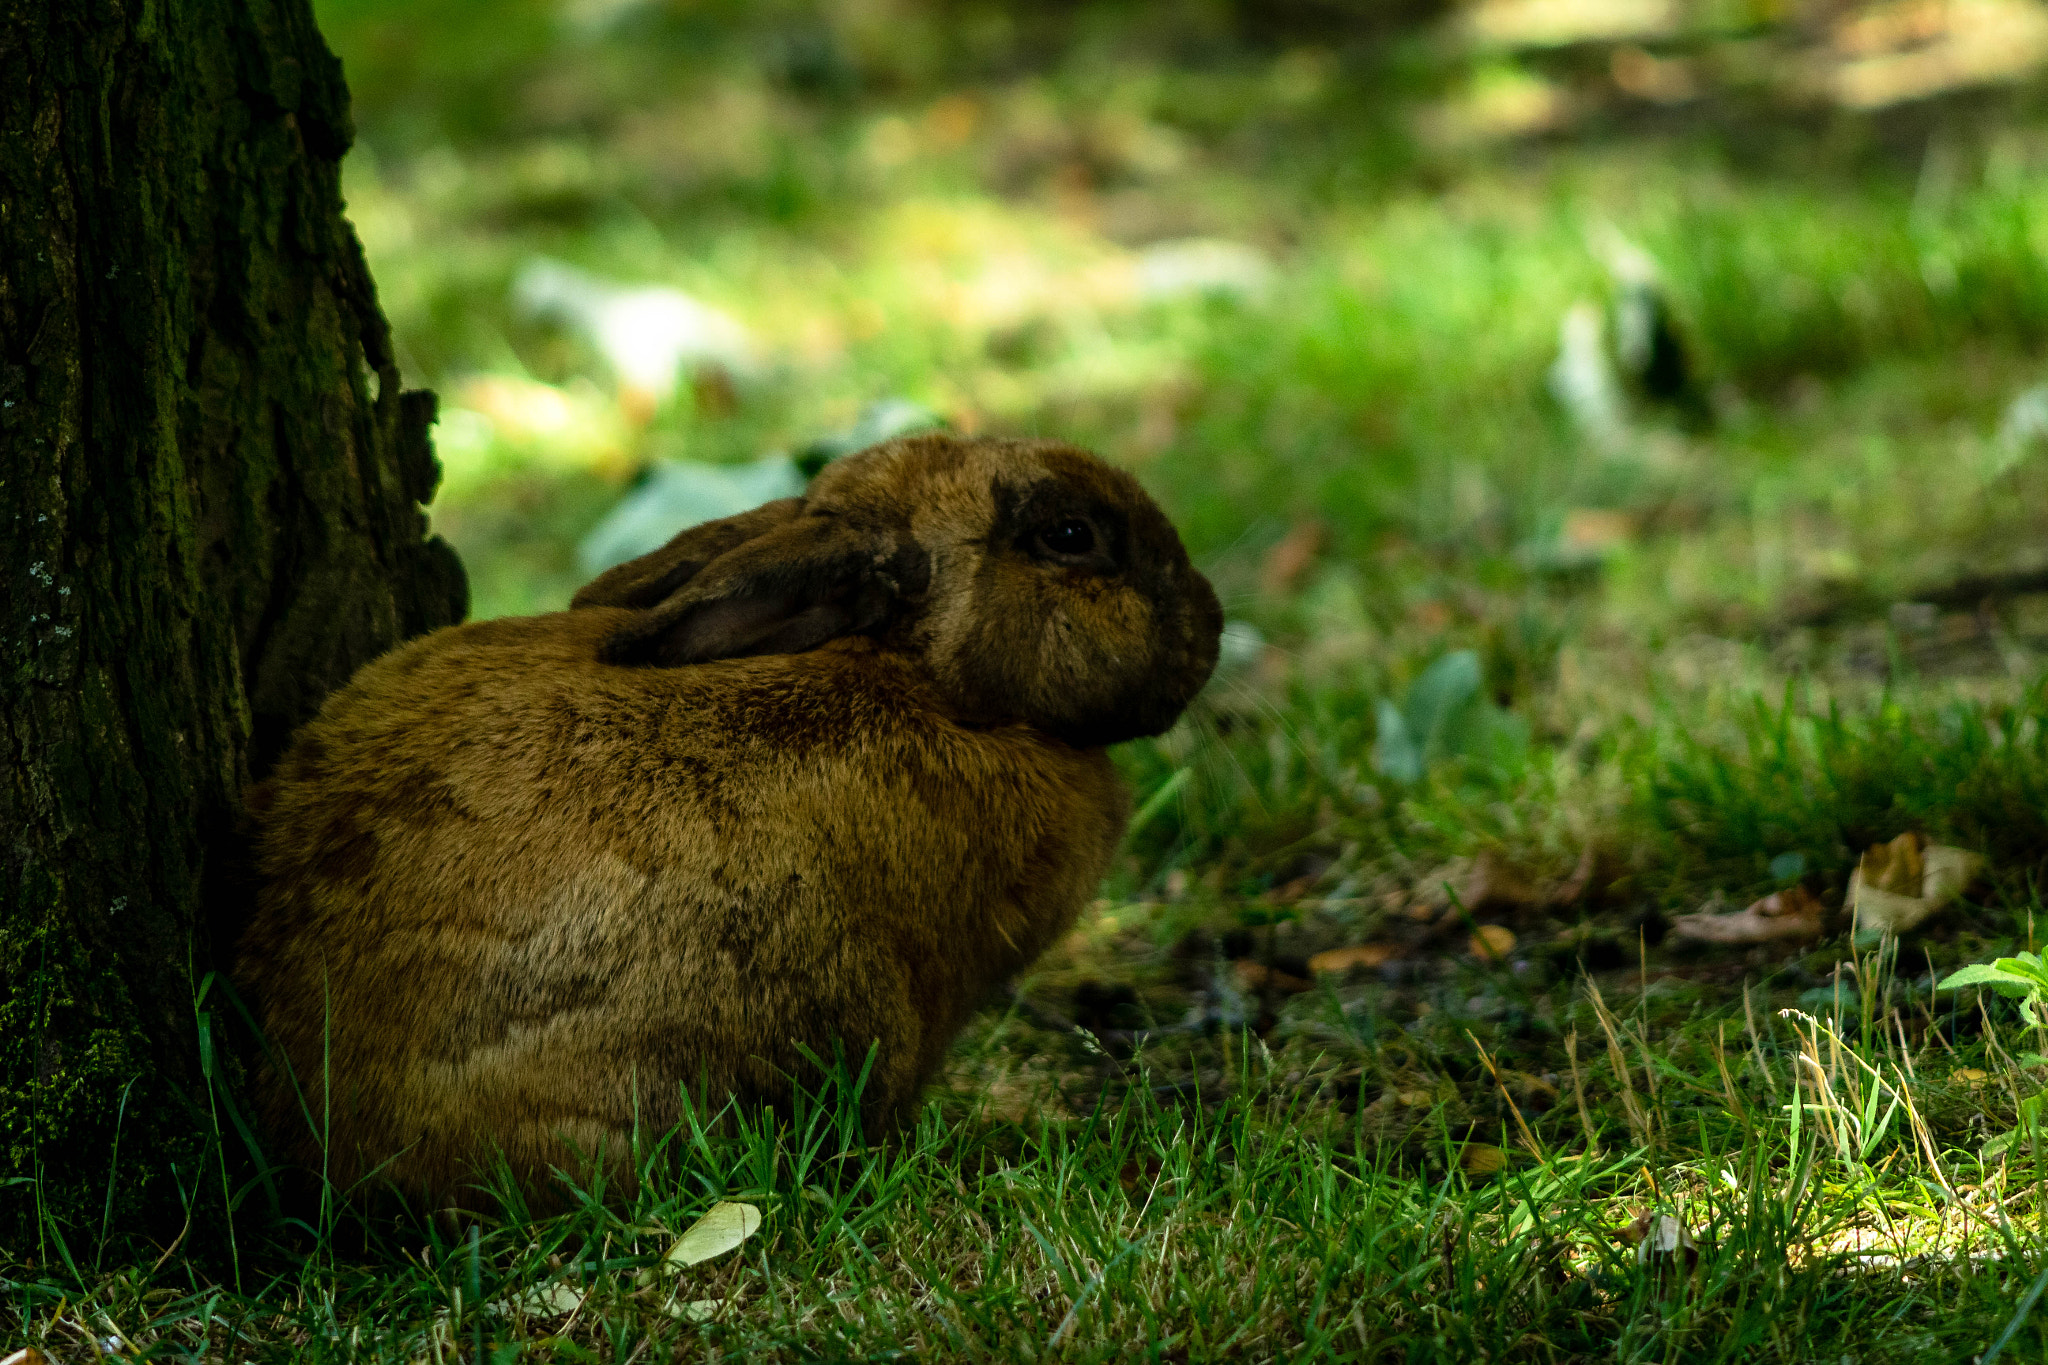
[573,433,1222,746]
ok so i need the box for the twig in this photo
[1785,565,2048,628]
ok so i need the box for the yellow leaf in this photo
[663,1201,763,1271]
[1861,831,1926,896]
[1850,844,1986,934]
[1469,925,1516,962]
[1231,959,1313,993]
[1308,943,1396,974]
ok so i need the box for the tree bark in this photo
[1,0,466,1247]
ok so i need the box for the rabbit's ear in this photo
[597,514,930,667]
[571,498,805,611]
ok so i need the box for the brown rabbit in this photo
[235,432,1221,1202]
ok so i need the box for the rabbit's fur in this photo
[236,433,1221,1201]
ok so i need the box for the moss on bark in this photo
[0,0,466,1250]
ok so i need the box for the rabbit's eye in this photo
[1040,519,1095,556]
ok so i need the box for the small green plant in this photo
[1940,951,2048,1159]
[1371,649,1527,784]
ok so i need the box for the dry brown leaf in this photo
[1834,0,1954,57]
[1849,841,1985,933]
[1861,831,1926,895]
[1308,943,1397,975]
[1258,521,1329,597]
[1822,0,2048,109]
[1411,849,1543,921]
[2,1350,53,1365]
[1268,873,1319,903]
[1469,925,1517,962]
[1610,45,1698,102]
[1232,960,1314,994]
[1669,886,1825,945]
[1465,0,1680,47]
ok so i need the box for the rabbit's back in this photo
[239,608,1125,1197]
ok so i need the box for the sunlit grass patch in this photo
[9,1013,2048,1361]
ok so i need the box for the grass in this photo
[15,0,2048,1358]
[10,982,2048,1360]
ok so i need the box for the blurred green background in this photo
[322,0,2048,899]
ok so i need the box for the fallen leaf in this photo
[1625,1212,1700,1272]
[1268,872,1320,903]
[668,1298,724,1322]
[1259,520,1329,597]
[492,1281,586,1317]
[1611,44,1698,101]
[1466,0,1680,48]
[1861,831,1926,895]
[2,1350,52,1365]
[1850,841,1984,933]
[1669,886,1825,945]
[1232,960,1315,994]
[665,1201,763,1271]
[1469,925,1517,962]
[1410,849,1542,921]
[1461,1143,1509,1175]
[1822,0,2048,110]
[1308,943,1397,975]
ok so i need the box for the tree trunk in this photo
[1,0,466,1247]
